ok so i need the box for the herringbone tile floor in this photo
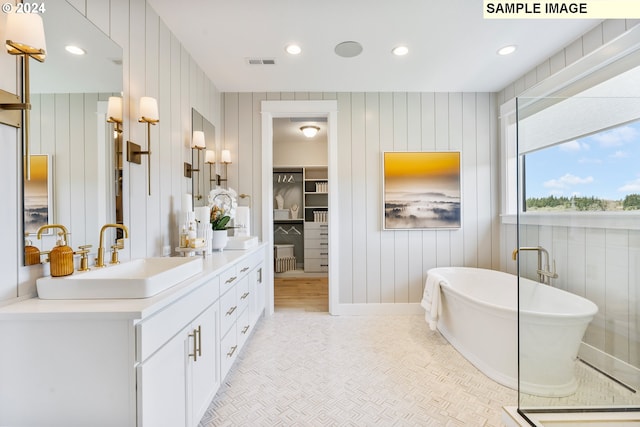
[199,313,516,426]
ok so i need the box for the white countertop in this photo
[0,244,266,321]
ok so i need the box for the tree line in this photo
[525,194,640,211]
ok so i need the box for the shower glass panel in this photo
[516,94,640,422]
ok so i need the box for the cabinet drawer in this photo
[304,227,329,240]
[220,328,238,378]
[304,238,329,249]
[237,308,251,350]
[219,265,238,294]
[220,286,238,336]
[304,248,329,259]
[237,276,250,314]
[304,258,329,273]
[137,277,220,363]
[236,252,259,277]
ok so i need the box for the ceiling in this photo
[147,0,601,93]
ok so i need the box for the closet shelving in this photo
[273,166,329,273]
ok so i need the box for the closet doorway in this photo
[260,100,339,315]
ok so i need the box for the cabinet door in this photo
[137,325,189,427]
[189,303,220,426]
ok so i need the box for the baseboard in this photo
[579,342,640,392]
[331,302,423,316]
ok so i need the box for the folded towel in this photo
[421,272,443,331]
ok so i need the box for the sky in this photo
[525,121,640,201]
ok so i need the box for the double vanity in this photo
[0,244,266,427]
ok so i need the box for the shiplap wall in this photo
[224,92,499,305]
[497,20,640,375]
[0,0,221,301]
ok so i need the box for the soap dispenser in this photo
[24,234,41,266]
[49,232,74,277]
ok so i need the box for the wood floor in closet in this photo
[274,275,328,312]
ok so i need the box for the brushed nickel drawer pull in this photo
[240,267,249,273]
[196,325,202,358]
[227,345,237,358]
[226,305,237,316]
[189,328,198,361]
[225,276,237,284]
[240,292,250,300]
[241,325,250,334]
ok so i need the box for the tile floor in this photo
[198,312,639,426]
[199,313,516,426]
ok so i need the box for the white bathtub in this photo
[424,267,598,397]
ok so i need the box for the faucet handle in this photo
[76,245,92,271]
[110,244,121,265]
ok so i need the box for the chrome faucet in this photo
[96,224,129,268]
[512,246,558,285]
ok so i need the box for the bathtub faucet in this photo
[512,246,558,285]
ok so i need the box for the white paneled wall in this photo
[0,0,221,303]
[498,20,640,376]
[224,92,500,305]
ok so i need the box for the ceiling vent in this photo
[246,58,276,65]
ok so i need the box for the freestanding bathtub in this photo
[423,267,598,397]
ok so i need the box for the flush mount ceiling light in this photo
[392,45,409,56]
[285,44,301,55]
[334,41,363,58]
[300,125,320,138]
[497,45,517,56]
[65,45,86,55]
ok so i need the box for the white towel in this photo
[421,273,443,331]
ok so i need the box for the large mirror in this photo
[23,1,123,265]
[191,108,216,207]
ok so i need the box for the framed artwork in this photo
[383,151,461,230]
[24,154,53,235]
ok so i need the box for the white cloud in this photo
[578,157,602,164]
[559,140,589,152]
[591,125,638,148]
[544,173,594,189]
[618,178,640,193]
[610,150,628,158]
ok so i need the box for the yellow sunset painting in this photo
[383,152,460,229]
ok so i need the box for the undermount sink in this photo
[226,235,259,250]
[36,257,203,300]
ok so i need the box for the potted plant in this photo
[208,187,237,251]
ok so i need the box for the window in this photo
[523,120,640,212]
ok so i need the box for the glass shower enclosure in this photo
[515,91,640,424]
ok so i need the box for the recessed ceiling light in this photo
[285,44,301,55]
[497,45,517,56]
[65,45,86,55]
[392,45,409,56]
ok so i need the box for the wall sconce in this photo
[215,149,231,188]
[127,97,159,195]
[184,131,206,199]
[300,125,320,138]
[205,149,216,186]
[106,96,123,197]
[0,12,47,181]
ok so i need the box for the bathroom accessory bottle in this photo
[49,232,74,277]
[24,235,41,266]
[187,223,197,247]
[179,225,188,248]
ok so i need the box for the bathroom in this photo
[1,1,640,425]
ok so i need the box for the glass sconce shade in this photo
[107,97,122,122]
[139,96,158,122]
[5,12,47,61]
[192,131,206,149]
[205,150,215,164]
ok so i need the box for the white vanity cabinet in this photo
[0,245,266,427]
[137,277,220,427]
